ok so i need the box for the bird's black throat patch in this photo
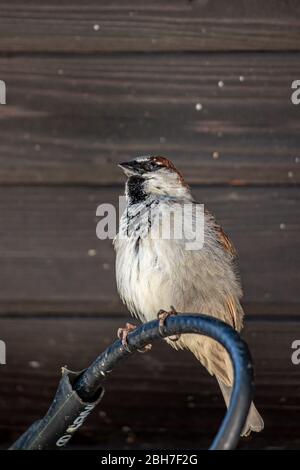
[126,176,147,205]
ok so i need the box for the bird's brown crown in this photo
[149,156,187,186]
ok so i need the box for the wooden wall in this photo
[0,1,300,450]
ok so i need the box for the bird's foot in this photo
[157,306,180,341]
[117,322,152,353]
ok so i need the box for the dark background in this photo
[0,0,300,449]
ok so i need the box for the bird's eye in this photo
[142,161,156,172]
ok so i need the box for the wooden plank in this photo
[0,54,299,186]
[0,317,299,449]
[1,1,300,53]
[0,186,298,315]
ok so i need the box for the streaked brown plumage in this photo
[114,156,263,436]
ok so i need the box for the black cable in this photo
[10,314,253,450]
[74,314,253,450]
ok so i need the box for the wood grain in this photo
[1,1,300,53]
[1,317,300,449]
[0,186,298,315]
[0,54,299,186]
[0,0,298,451]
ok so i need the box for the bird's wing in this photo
[200,206,237,257]
[203,208,243,330]
[214,224,237,258]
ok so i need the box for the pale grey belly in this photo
[118,248,229,324]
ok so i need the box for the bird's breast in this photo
[114,201,242,325]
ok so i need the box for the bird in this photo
[113,155,264,436]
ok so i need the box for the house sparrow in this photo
[114,155,264,436]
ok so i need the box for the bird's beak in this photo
[118,160,140,176]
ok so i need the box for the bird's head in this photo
[118,156,191,203]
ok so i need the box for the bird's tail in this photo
[167,332,264,436]
[217,379,264,436]
[166,334,264,436]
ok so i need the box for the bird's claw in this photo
[117,322,152,353]
[157,306,180,341]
